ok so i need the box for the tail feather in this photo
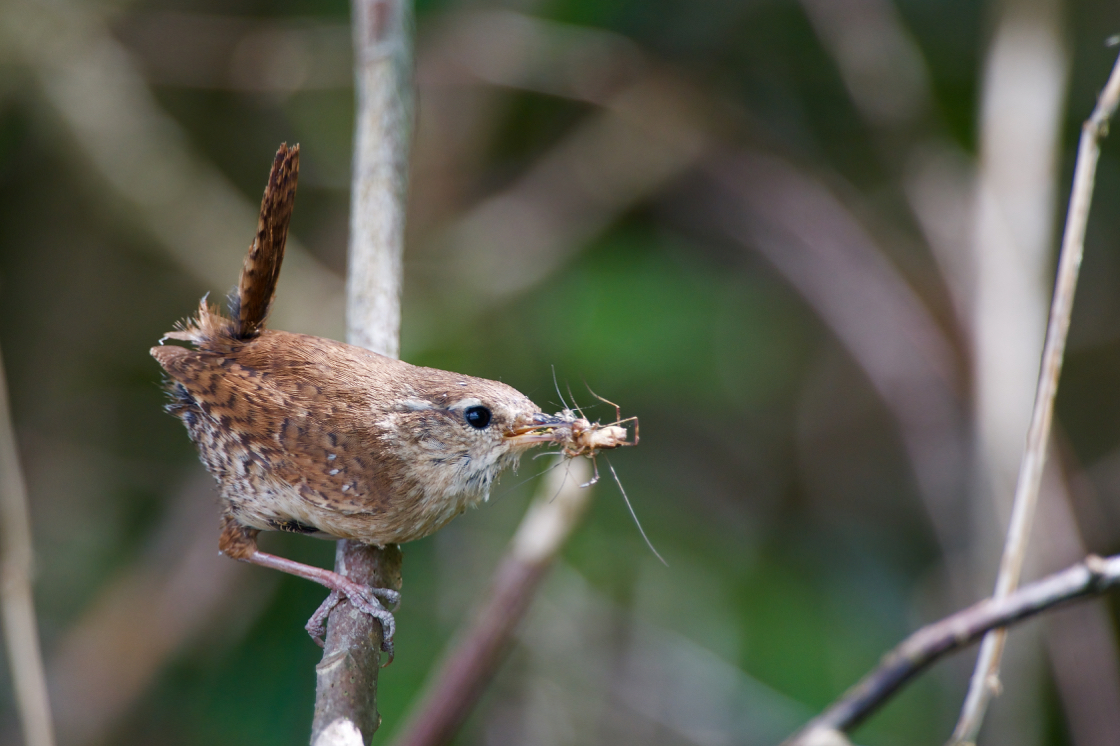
[234,143,300,339]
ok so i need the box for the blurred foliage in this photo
[3,0,1120,745]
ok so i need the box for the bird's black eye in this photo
[464,405,492,429]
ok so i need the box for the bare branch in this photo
[950,49,1120,743]
[312,1,413,744]
[786,554,1120,745]
[345,0,413,358]
[391,458,593,746]
[0,345,56,746]
[313,543,404,746]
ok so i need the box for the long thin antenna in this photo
[566,382,586,419]
[607,459,667,566]
[551,365,570,411]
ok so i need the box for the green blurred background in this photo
[2,0,1120,744]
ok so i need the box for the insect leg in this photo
[579,453,601,488]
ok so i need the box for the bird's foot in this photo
[305,580,400,663]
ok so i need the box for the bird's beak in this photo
[503,412,569,447]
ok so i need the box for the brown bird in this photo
[151,144,572,654]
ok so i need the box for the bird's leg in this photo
[219,514,399,660]
[246,551,399,654]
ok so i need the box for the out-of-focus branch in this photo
[952,8,1069,745]
[798,0,977,328]
[798,0,929,129]
[785,554,1120,745]
[43,474,264,746]
[419,14,973,567]
[950,49,1120,744]
[435,73,707,306]
[406,12,706,311]
[311,1,413,745]
[419,10,644,106]
[392,458,592,746]
[0,347,55,746]
[419,10,971,581]
[800,0,1120,739]
[706,150,969,565]
[116,13,354,93]
[0,0,343,339]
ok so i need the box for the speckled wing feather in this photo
[224,334,400,519]
[154,332,397,517]
[235,143,299,339]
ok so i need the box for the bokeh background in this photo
[3,0,1120,744]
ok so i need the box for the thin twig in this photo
[785,554,1120,745]
[0,344,56,746]
[311,1,413,745]
[950,50,1120,744]
[391,458,593,746]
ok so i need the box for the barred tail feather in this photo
[234,143,300,339]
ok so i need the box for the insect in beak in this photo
[503,413,570,446]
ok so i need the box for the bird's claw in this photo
[305,590,342,645]
[372,587,401,611]
[305,581,399,664]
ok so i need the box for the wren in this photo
[152,145,573,655]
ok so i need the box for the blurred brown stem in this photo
[950,50,1120,744]
[312,0,413,744]
[785,554,1120,745]
[391,458,593,746]
[0,345,56,746]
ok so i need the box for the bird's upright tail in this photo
[232,143,300,339]
[155,144,299,353]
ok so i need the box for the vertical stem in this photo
[346,0,413,359]
[313,543,404,744]
[311,1,413,744]
[950,51,1120,744]
[0,344,57,746]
